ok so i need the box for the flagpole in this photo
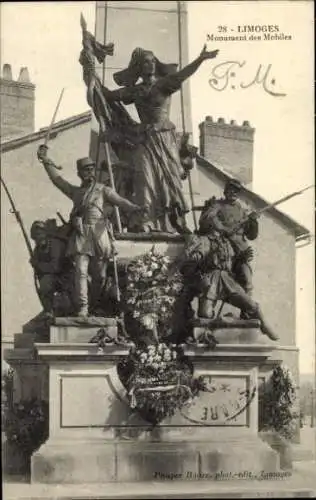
[99,119,123,233]
[94,3,106,186]
[87,13,122,233]
[100,9,122,233]
[177,1,198,232]
[94,2,107,184]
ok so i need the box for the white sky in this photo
[1,1,315,374]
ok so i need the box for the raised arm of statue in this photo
[37,145,75,200]
[157,45,219,95]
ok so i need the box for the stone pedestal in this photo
[6,319,280,484]
[5,317,118,404]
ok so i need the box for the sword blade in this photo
[44,88,65,146]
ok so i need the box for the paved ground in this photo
[3,461,316,499]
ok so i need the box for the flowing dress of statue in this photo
[101,45,219,233]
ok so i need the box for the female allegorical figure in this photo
[103,44,219,234]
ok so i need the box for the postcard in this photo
[1,1,315,498]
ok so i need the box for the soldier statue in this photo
[198,178,258,300]
[30,219,73,316]
[37,145,146,317]
[182,178,279,341]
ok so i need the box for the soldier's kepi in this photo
[37,145,146,317]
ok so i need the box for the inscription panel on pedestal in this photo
[59,369,129,428]
[57,367,257,429]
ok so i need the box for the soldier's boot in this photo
[198,297,217,319]
[255,305,279,341]
[227,291,279,342]
[40,295,54,317]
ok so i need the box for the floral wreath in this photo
[117,342,205,425]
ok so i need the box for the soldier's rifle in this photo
[0,176,44,308]
[230,185,314,235]
[192,185,314,235]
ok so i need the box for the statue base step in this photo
[31,436,279,484]
[15,317,118,347]
[193,318,274,346]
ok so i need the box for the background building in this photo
[0,64,35,140]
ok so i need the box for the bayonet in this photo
[231,184,314,234]
[193,185,314,214]
[192,185,314,235]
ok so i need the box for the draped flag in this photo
[79,13,140,224]
[79,14,137,156]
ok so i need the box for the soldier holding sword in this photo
[37,144,146,317]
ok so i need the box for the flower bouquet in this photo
[117,342,205,425]
[124,247,184,340]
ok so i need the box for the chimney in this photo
[199,116,255,186]
[0,64,35,139]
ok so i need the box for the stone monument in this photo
[4,5,289,486]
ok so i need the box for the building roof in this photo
[0,110,92,153]
[196,153,311,241]
[1,110,310,241]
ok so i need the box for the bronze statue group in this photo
[30,19,279,341]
